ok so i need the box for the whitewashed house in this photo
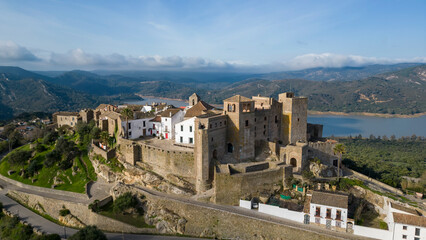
[120,112,155,139]
[309,191,348,229]
[148,115,162,137]
[385,202,425,240]
[141,105,153,113]
[160,109,184,140]
[175,117,196,144]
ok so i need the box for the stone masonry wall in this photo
[7,190,156,234]
[214,167,285,205]
[140,144,195,185]
[128,186,344,240]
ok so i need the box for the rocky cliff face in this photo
[111,183,187,235]
[90,152,195,196]
[309,161,338,177]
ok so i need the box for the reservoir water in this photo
[127,98,426,138]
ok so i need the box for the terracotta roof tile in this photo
[393,212,426,227]
[149,115,161,122]
[391,202,421,216]
[311,191,348,209]
[223,95,253,102]
[184,100,215,118]
[160,108,182,117]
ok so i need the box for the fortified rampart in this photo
[308,141,337,166]
[118,137,196,185]
[214,163,293,205]
[91,141,116,161]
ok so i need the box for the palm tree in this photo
[121,108,133,139]
[333,143,346,181]
[100,131,109,148]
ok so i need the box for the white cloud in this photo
[49,48,246,70]
[284,53,426,70]
[1,41,425,72]
[0,41,39,61]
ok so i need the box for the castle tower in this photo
[189,93,201,106]
[194,115,227,193]
[223,95,255,161]
[278,92,307,145]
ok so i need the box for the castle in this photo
[56,92,335,204]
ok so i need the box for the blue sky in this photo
[0,0,425,71]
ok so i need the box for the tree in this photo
[8,150,32,166]
[333,143,346,181]
[100,131,109,147]
[8,130,23,152]
[113,192,137,213]
[121,108,133,139]
[68,226,107,240]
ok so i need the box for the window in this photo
[209,124,212,128]
[180,137,183,143]
[264,125,266,129]
[189,137,193,144]
[143,121,146,127]
[211,137,214,142]
[275,115,278,123]
[315,207,321,217]
[415,228,420,236]
[414,238,420,240]
[128,123,131,129]
[181,125,183,131]
[245,120,249,127]
[220,122,222,126]
[403,226,408,230]
[254,118,257,122]
[402,235,407,239]
[326,208,331,218]
[227,143,233,153]
[72,117,74,121]
[70,122,73,126]
[264,116,267,121]
[336,210,341,220]
[190,126,193,132]
[215,123,217,127]
[129,131,132,136]
[224,120,227,125]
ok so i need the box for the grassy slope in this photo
[0,139,97,193]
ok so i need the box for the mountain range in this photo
[0,63,425,120]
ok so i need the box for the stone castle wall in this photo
[308,141,337,166]
[139,144,195,184]
[214,166,286,205]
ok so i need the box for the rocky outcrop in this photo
[59,214,86,228]
[111,183,187,235]
[309,161,338,177]
[91,154,194,196]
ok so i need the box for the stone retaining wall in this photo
[132,186,352,240]
[7,190,157,234]
[343,166,403,195]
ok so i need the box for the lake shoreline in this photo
[135,95,425,119]
[308,110,426,119]
[136,94,188,103]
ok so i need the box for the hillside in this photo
[198,65,426,115]
[0,67,101,119]
[1,64,425,118]
[262,63,423,82]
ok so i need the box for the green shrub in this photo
[35,144,47,152]
[8,150,32,166]
[68,225,107,240]
[39,234,62,240]
[27,160,42,177]
[379,220,388,230]
[44,150,61,167]
[113,192,137,213]
[59,208,70,216]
